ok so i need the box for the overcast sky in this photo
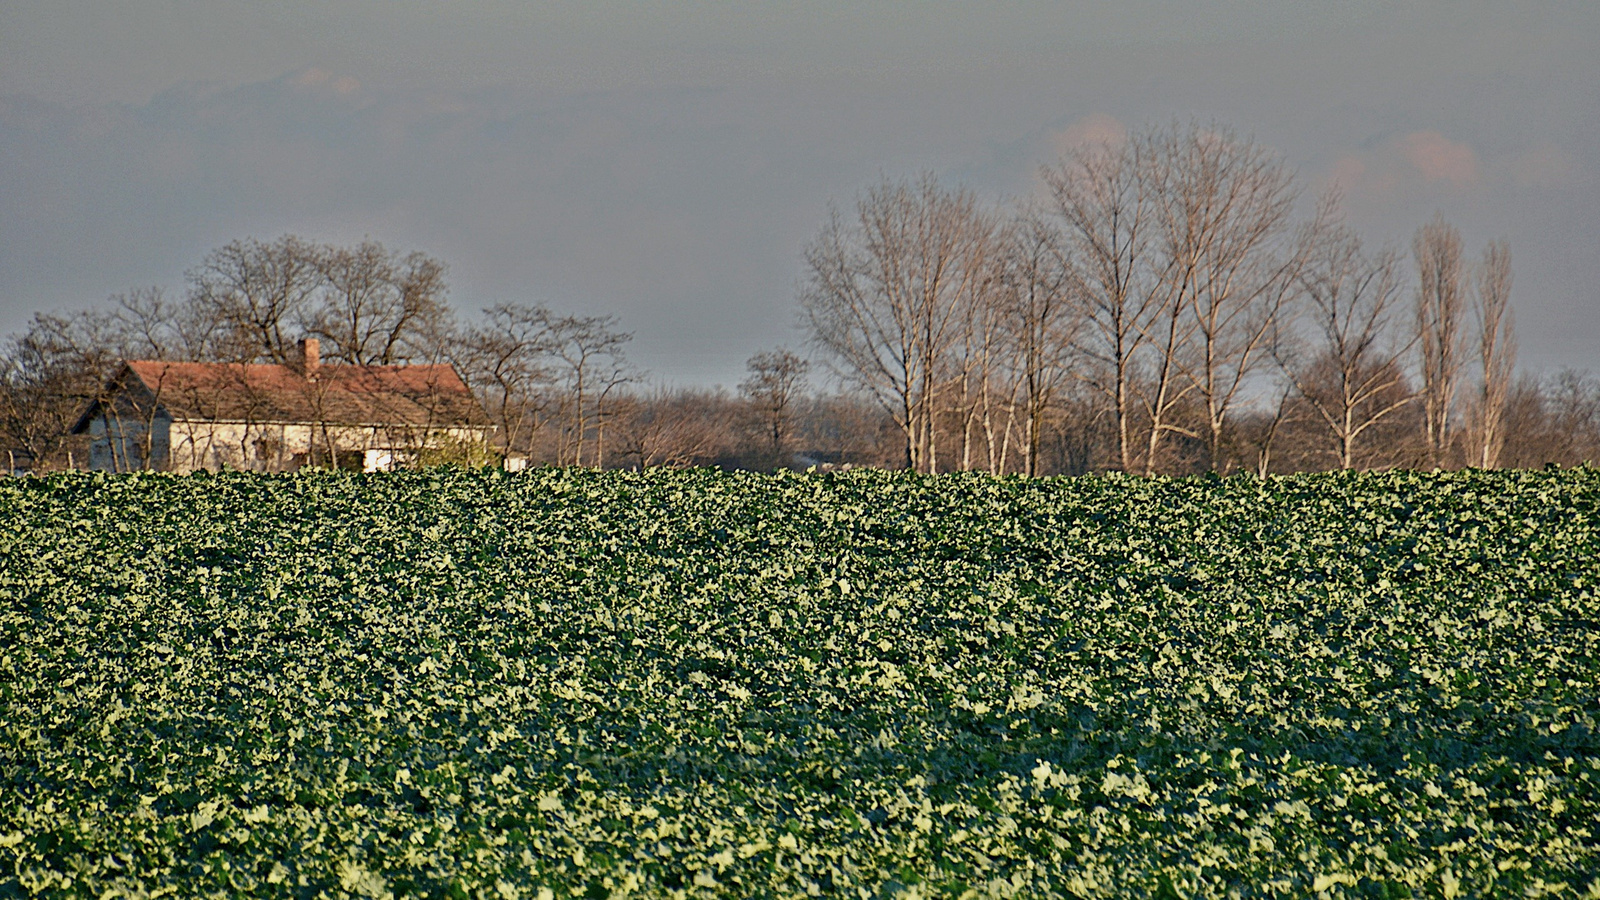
[2,2,1596,386]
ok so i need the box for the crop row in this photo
[2,467,1598,897]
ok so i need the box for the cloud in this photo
[1397,130,1479,186]
[290,67,332,89]
[289,67,360,95]
[1317,129,1483,201]
[280,67,364,104]
[1321,129,1592,207]
[1047,113,1126,156]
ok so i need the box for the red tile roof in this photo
[76,360,490,430]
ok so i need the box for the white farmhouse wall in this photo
[164,421,491,473]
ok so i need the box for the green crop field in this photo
[2,468,1598,899]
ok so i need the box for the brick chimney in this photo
[298,338,320,376]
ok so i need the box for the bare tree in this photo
[1039,383,1113,476]
[1277,221,1417,470]
[448,303,636,468]
[1155,124,1307,473]
[1484,370,1600,469]
[801,173,996,473]
[189,235,324,365]
[1470,240,1516,468]
[0,309,186,471]
[1044,137,1160,473]
[613,387,735,468]
[107,288,179,360]
[1413,215,1468,468]
[788,392,903,470]
[1234,377,1299,477]
[543,313,638,467]
[0,314,111,469]
[307,241,453,365]
[1537,370,1600,466]
[103,286,240,364]
[739,348,811,465]
[943,235,1016,473]
[1128,127,1205,475]
[454,303,556,463]
[997,209,1076,476]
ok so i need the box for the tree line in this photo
[0,234,854,473]
[800,122,1596,476]
[3,121,1598,475]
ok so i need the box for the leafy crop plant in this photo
[1,467,1597,898]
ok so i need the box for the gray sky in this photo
[2,2,1596,386]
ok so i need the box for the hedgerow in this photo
[1,467,1597,898]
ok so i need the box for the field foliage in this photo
[2,467,1598,898]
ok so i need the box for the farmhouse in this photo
[70,339,493,473]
